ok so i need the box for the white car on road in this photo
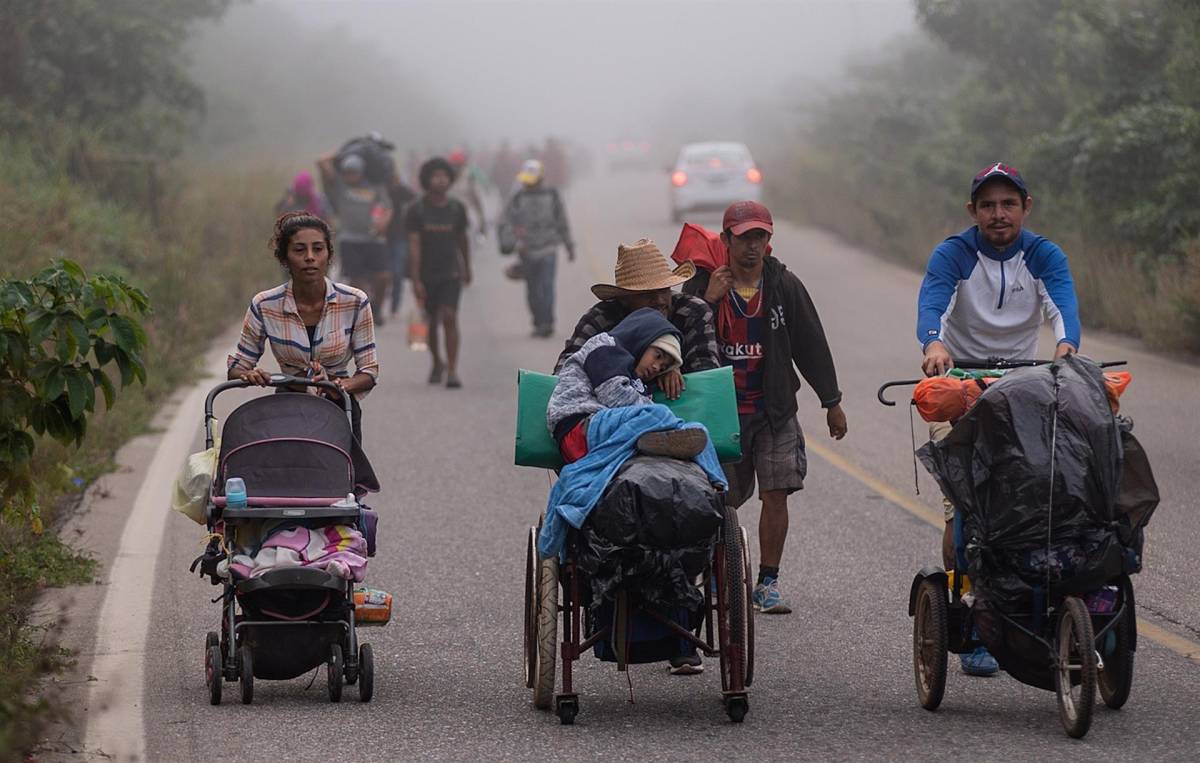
[669,141,763,222]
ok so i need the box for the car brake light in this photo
[746,167,763,184]
[671,171,688,187]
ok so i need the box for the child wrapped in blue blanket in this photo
[547,307,707,462]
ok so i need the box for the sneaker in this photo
[428,364,444,384]
[668,652,704,675]
[752,577,792,614]
[959,646,999,677]
[636,429,707,460]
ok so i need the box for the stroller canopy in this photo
[216,393,379,499]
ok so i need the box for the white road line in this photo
[81,348,225,761]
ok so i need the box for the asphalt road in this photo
[64,169,1200,760]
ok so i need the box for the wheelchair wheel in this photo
[524,526,538,689]
[912,578,948,711]
[1055,596,1097,738]
[1099,582,1135,710]
[532,553,559,710]
[718,506,750,716]
[739,526,755,688]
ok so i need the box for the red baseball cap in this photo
[722,201,774,236]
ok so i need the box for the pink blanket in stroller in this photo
[229,525,368,582]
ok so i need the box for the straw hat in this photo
[591,239,696,300]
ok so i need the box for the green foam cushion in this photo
[514,366,742,468]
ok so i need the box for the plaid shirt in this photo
[554,293,720,374]
[228,278,379,396]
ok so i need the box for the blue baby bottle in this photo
[225,477,247,508]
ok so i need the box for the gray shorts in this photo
[929,421,955,522]
[724,412,807,509]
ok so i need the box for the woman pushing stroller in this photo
[227,211,379,441]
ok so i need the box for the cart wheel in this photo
[1056,596,1097,738]
[524,526,538,689]
[205,644,222,705]
[556,696,578,725]
[239,645,254,705]
[726,695,749,723]
[718,506,749,695]
[532,554,559,710]
[328,644,344,703]
[206,630,219,651]
[740,526,756,688]
[1099,586,1135,710]
[913,578,949,711]
[358,644,375,703]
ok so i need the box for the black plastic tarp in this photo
[576,456,724,612]
[918,355,1159,610]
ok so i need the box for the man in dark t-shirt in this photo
[407,157,471,389]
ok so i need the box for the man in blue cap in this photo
[916,162,1081,676]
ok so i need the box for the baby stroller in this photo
[515,367,753,724]
[879,355,1160,738]
[197,374,381,705]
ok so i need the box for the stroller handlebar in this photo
[876,358,1128,407]
[204,373,352,448]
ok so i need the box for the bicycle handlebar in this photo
[876,358,1128,406]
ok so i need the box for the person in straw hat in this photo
[554,239,720,400]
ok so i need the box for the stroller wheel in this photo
[358,644,375,703]
[205,644,222,705]
[1055,596,1097,738]
[328,644,344,703]
[239,645,254,705]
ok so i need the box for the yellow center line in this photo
[806,439,1200,667]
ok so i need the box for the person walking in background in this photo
[385,170,418,319]
[407,157,471,389]
[274,170,330,219]
[500,159,575,338]
[317,151,392,324]
[447,149,488,236]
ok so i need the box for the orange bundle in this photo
[353,587,393,626]
[1104,371,1132,412]
[914,370,1134,423]
[913,377,998,423]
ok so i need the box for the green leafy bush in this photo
[1,261,149,532]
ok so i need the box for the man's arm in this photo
[785,276,842,409]
[1026,240,1081,353]
[552,189,575,260]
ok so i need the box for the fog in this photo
[190,0,913,160]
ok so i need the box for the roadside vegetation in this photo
[0,2,279,756]
[765,0,1200,354]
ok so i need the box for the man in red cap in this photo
[685,201,848,614]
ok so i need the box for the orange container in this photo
[353,587,393,626]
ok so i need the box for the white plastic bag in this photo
[172,438,219,524]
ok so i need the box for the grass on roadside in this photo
[0,137,286,757]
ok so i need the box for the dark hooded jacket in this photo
[684,256,841,427]
[547,308,681,443]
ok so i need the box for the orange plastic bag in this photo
[1104,371,1132,412]
[912,377,997,423]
